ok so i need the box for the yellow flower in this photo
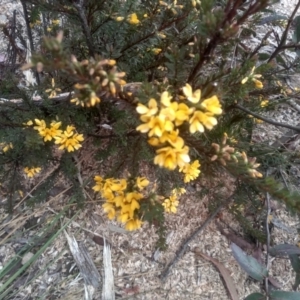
[179,160,201,183]
[158,130,185,149]
[136,177,149,190]
[101,188,115,202]
[154,145,190,170]
[136,116,170,137]
[127,13,140,25]
[70,97,84,107]
[105,178,127,192]
[2,143,13,153]
[52,19,60,25]
[33,119,47,132]
[118,194,141,219]
[125,218,143,231]
[253,78,263,89]
[176,188,186,195]
[255,118,263,124]
[33,118,62,141]
[157,32,166,39]
[36,121,62,142]
[102,202,116,220]
[115,16,125,21]
[241,66,263,89]
[93,175,104,192]
[189,111,217,133]
[24,167,41,178]
[152,48,162,55]
[136,98,158,122]
[160,91,173,106]
[200,95,222,115]
[54,126,84,152]
[162,195,179,213]
[260,100,269,107]
[182,83,201,104]
[174,103,194,126]
[45,78,61,98]
[47,27,52,32]
[89,92,101,106]
[71,91,101,107]
[24,120,33,126]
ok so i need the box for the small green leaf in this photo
[258,53,270,61]
[289,254,300,272]
[275,54,286,65]
[270,244,300,257]
[231,243,268,281]
[244,292,266,300]
[293,272,300,291]
[270,290,300,300]
[259,14,288,25]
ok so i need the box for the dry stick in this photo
[234,103,300,132]
[159,193,235,281]
[267,0,300,63]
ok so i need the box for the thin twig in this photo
[234,103,300,132]
[267,0,300,63]
[20,0,40,84]
[188,0,266,84]
[73,0,95,57]
[159,193,235,281]
[119,13,189,56]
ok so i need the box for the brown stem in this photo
[235,103,300,132]
[73,0,95,57]
[267,0,300,62]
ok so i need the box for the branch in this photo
[234,103,300,132]
[119,12,189,56]
[20,0,40,84]
[267,0,300,62]
[188,0,267,84]
[73,0,95,57]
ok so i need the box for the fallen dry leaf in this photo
[193,247,239,300]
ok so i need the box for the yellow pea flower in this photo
[127,13,140,25]
[182,83,201,104]
[24,167,41,178]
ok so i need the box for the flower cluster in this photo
[45,78,61,98]
[70,58,126,107]
[162,188,186,213]
[241,67,263,89]
[211,133,263,178]
[93,174,187,230]
[0,142,13,153]
[24,167,41,178]
[93,176,150,231]
[136,84,222,182]
[47,19,60,32]
[28,119,84,152]
[30,19,42,28]
[127,13,140,25]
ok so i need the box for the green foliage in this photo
[2,1,300,295]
